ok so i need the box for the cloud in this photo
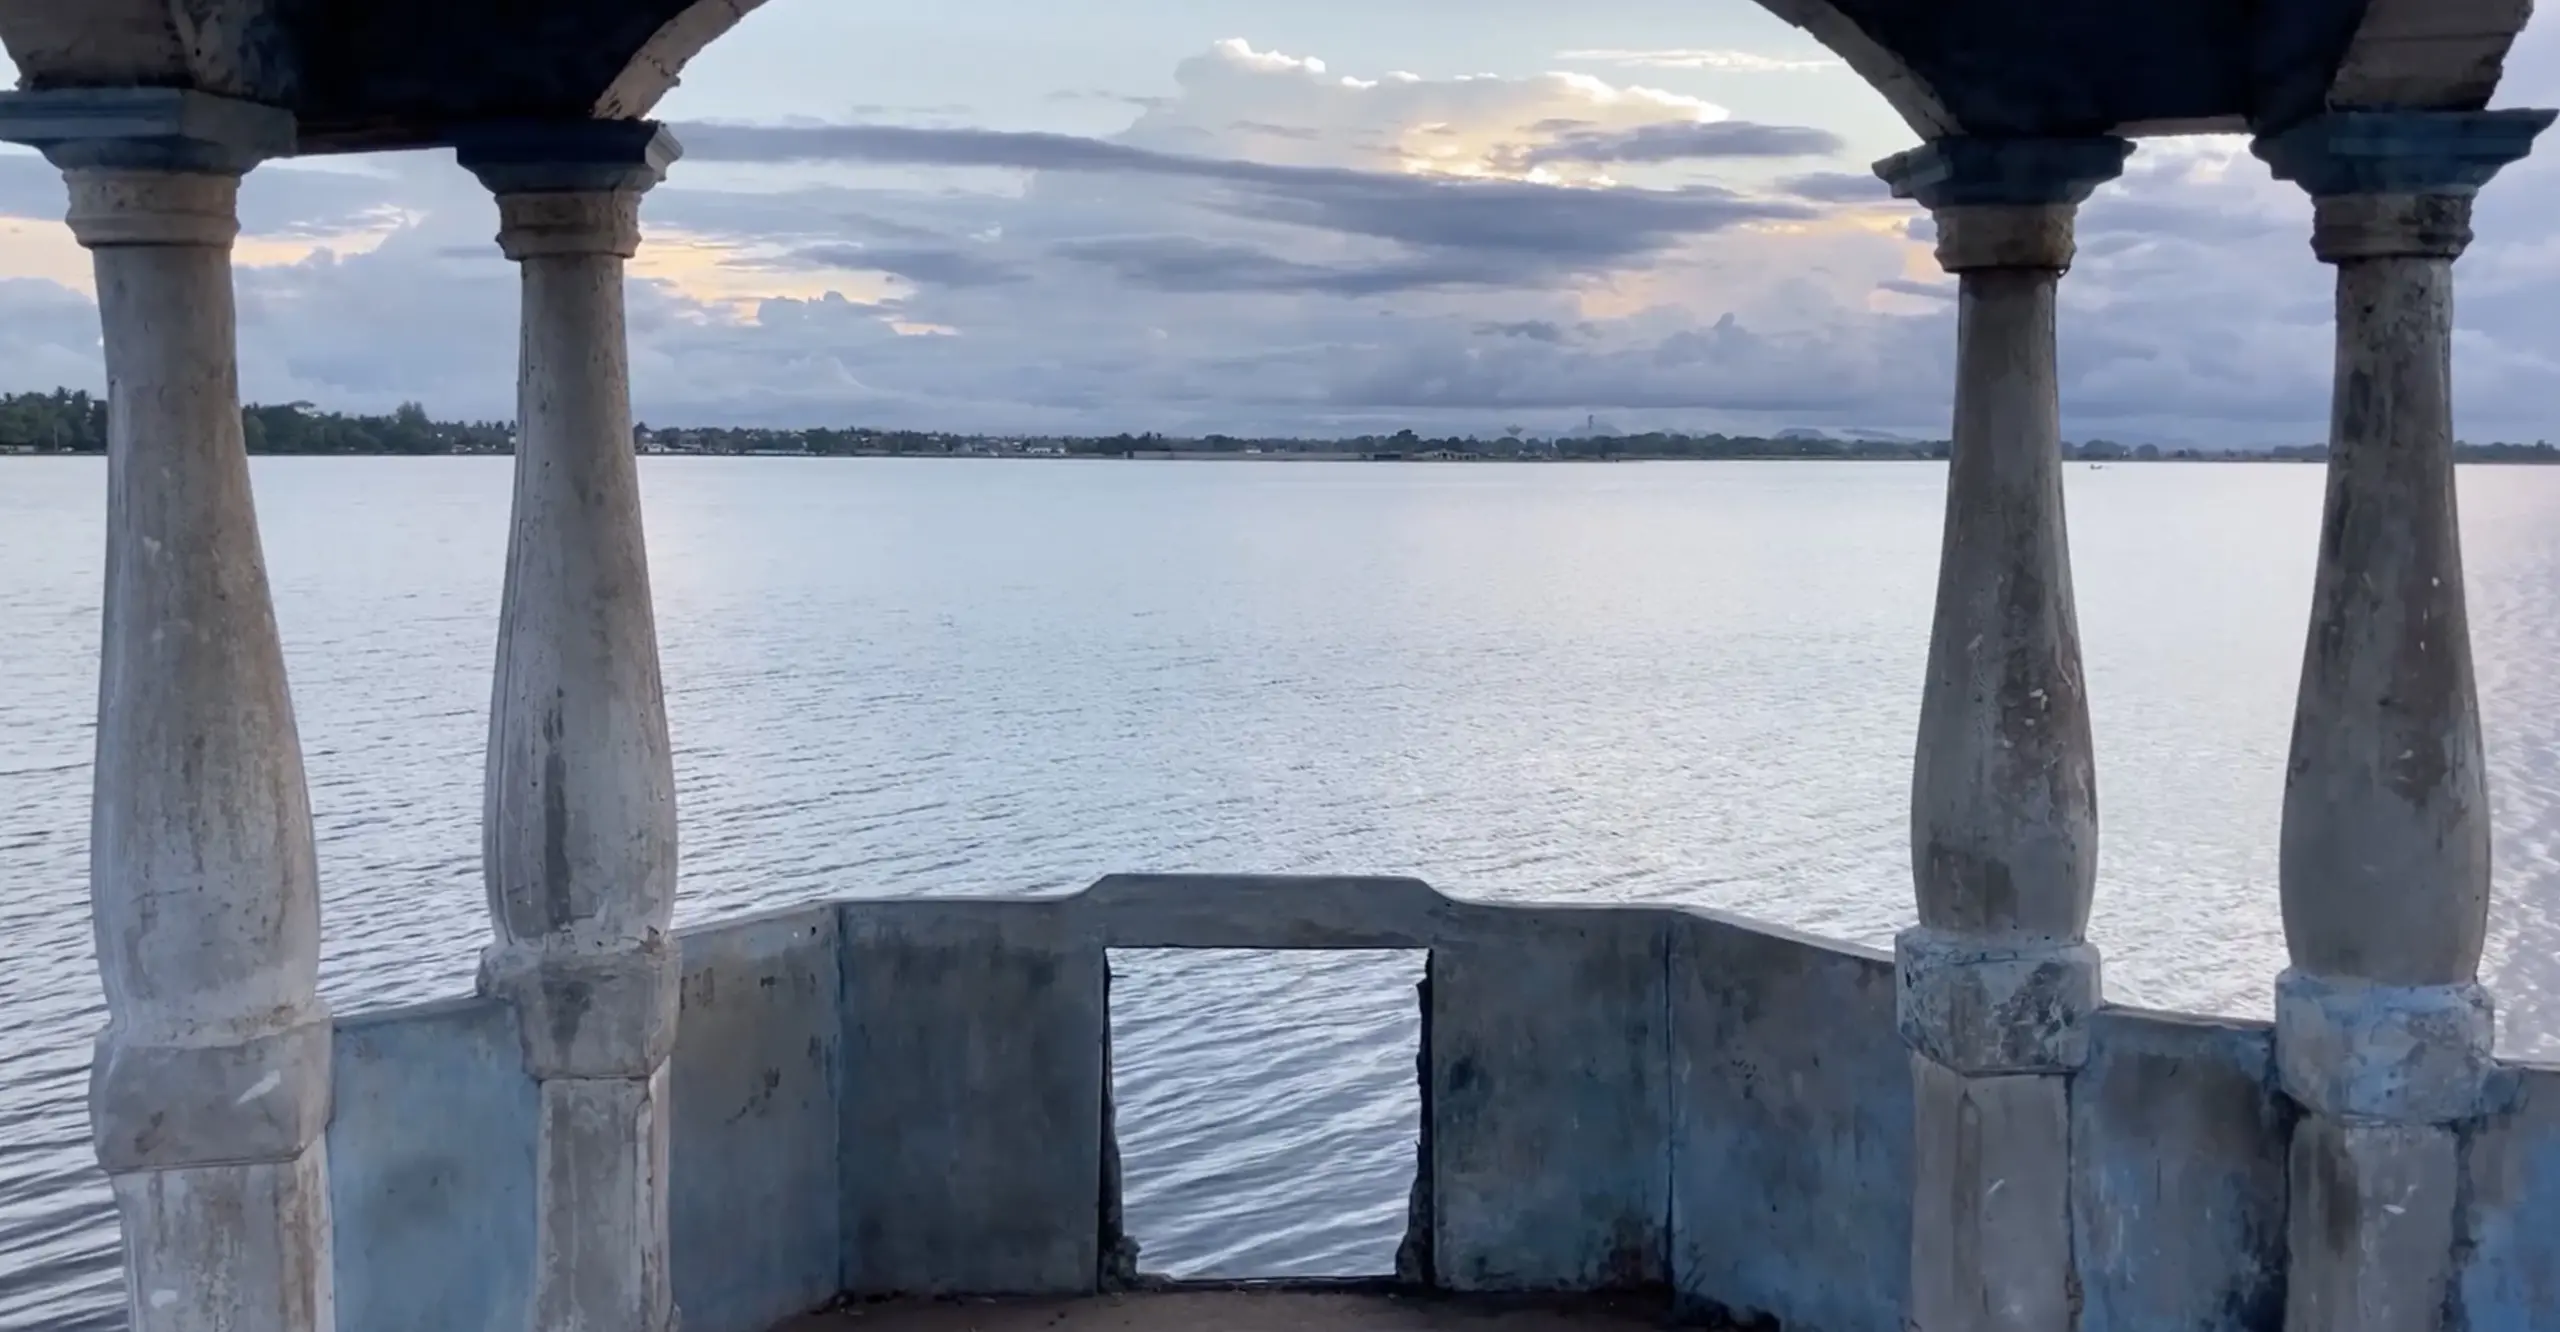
[2,29,2558,447]
[780,243,1023,288]
[669,120,1816,284]
[1778,170,1893,203]
[1522,120,1844,166]
[1556,48,1842,73]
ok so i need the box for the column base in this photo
[2284,1115,2461,1332]
[113,1139,333,1332]
[1897,928,2100,1075]
[1908,1055,2074,1332]
[2274,969,2492,1124]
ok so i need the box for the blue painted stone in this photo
[2254,109,2557,198]
[670,905,847,1332]
[2459,1063,2560,1332]
[0,88,296,172]
[451,119,684,194]
[1874,136,2134,209]
[328,996,540,1332]
[2072,1009,2290,1332]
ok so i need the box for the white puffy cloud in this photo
[0,30,2554,445]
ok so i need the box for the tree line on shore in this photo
[0,391,513,456]
[2,390,2557,464]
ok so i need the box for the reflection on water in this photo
[3,457,2558,1326]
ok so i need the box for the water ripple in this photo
[6,458,2560,1326]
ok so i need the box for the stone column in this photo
[2252,108,2551,1332]
[0,90,329,1332]
[454,120,684,1332]
[1875,135,2131,1332]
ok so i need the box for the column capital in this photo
[0,88,292,248]
[455,119,681,259]
[2254,109,2553,200]
[0,87,296,175]
[1876,136,2132,272]
[2256,110,2553,261]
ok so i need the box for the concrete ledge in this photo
[1085,873,1464,948]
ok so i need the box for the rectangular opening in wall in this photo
[1106,947,1426,1281]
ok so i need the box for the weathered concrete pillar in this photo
[455,120,684,1332]
[2252,108,2552,1332]
[0,89,330,1332]
[1874,135,2131,1332]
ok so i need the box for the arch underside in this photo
[0,0,2539,153]
[1755,0,2530,140]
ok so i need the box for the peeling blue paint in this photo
[2073,1009,2290,1332]
[1668,910,1910,1332]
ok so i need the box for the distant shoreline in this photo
[10,449,2560,464]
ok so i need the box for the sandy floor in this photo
[775,1289,1693,1331]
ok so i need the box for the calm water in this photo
[5,457,2560,1327]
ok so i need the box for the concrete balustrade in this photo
[453,120,689,1332]
[2251,108,2556,1332]
[0,88,333,1332]
[1876,134,2130,1332]
[5,14,2560,1331]
[311,873,2560,1332]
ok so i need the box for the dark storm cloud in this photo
[1777,170,1891,203]
[784,243,1024,287]
[1051,235,1503,296]
[1522,120,1843,165]
[670,121,1810,268]
[1231,120,1322,140]
[1477,319,1577,342]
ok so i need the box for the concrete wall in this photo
[838,900,1107,1296]
[669,904,846,1332]
[322,875,2560,1332]
[2458,1061,2560,1332]
[1429,909,1669,1292]
[2072,1009,2290,1332]
[329,996,538,1332]
[1667,909,1909,1332]
[326,904,855,1332]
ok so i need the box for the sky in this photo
[0,3,2554,445]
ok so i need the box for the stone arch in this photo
[1748,0,1957,138]
[590,0,1955,135]
[2326,0,2534,111]
[594,0,775,119]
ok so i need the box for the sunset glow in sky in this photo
[0,3,2554,444]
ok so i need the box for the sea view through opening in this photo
[7,455,2560,1328]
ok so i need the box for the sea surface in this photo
[5,457,2560,1328]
